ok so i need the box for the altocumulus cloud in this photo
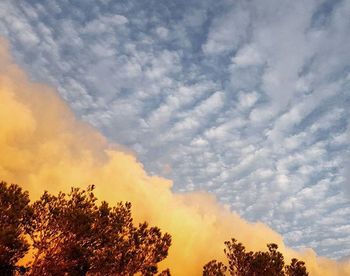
[0,0,350,260]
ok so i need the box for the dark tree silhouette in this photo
[285,258,308,276]
[24,185,171,275]
[1,180,310,276]
[0,182,30,276]
[203,260,227,276]
[203,238,308,276]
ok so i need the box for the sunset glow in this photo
[1,1,350,275]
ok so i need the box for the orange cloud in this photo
[0,38,349,275]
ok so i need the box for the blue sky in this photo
[1,0,349,259]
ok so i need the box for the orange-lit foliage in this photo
[0,182,171,275]
[203,239,308,276]
[0,181,30,275]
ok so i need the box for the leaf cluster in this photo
[0,182,171,276]
[203,239,308,276]
[0,182,30,275]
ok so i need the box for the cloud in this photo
[3,38,350,275]
[232,44,263,67]
[0,0,349,261]
[203,3,250,54]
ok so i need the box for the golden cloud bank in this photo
[0,39,349,275]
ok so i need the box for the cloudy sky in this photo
[1,0,349,260]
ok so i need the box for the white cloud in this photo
[232,44,263,66]
[237,91,259,109]
[203,4,250,54]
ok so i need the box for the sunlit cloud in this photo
[0,0,349,264]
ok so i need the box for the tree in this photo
[25,186,171,275]
[285,258,308,276]
[203,260,227,276]
[0,181,30,276]
[203,238,308,276]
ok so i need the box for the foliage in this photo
[285,258,308,276]
[0,181,30,275]
[203,260,227,276]
[203,239,308,276]
[0,182,171,275]
[0,180,310,276]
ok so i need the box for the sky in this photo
[0,0,349,261]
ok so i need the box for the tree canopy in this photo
[0,180,310,275]
[203,239,308,276]
[0,182,171,276]
[0,182,30,275]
